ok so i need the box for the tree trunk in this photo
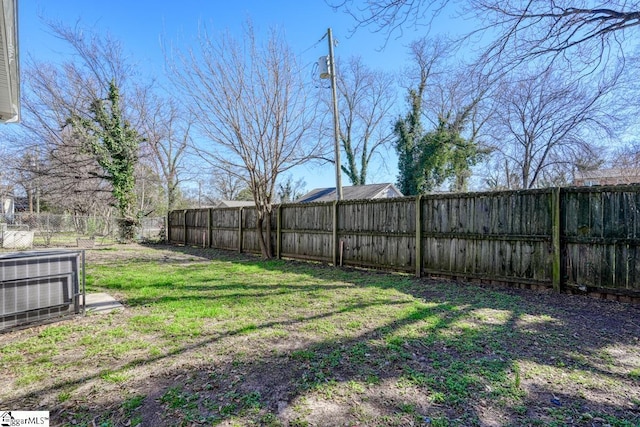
[167,182,177,214]
[256,210,273,259]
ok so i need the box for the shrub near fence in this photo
[168,185,640,303]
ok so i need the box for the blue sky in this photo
[18,1,466,194]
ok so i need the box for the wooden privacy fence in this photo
[169,185,640,302]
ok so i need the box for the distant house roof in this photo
[297,183,403,203]
[574,168,640,186]
[214,200,255,208]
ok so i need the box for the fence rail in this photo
[169,185,640,303]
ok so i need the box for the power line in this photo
[298,32,328,56]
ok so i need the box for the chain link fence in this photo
[0,213,166,249]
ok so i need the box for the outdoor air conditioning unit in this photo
[0,250,85,331]
[0,0,19,123]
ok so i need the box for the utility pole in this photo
[327,28,343,201]
[35,146,40,214]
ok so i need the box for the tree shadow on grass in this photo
[3,245,639,426]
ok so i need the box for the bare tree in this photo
[334,1,635,191]
[277,176,307,203]
[328,56,396,185]
[135,163,164,217]
[612,143,640,170]
[486,66,615,189]
[135,91,192,215]
[209,169,246,201]
[0,145,13,213]
[329,0,451,43]
[3,150,37,214]
[170,23,321,258]
[20,61,106,212]
[39,130,114,216]
[332,1,639,64]
[18,22,144,224]
[17,68,115,216]
[606,142,640,183]
[474,1,640,76]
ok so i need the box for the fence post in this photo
[166,213,171,243]
[207,208,212,248]
[276,204,282,259]
[332,200,339,266]
[183,209,188,246]
[415,195,423,278]
[552,187,562,292]
[238,207,243,253]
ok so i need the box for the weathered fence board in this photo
[169,185,640,300]
[185,209,209,247]
[563,186,640,294]
[168,210,185,244]
[210,208,239,251]
[280,203,333,261]
[241,209,261,254]
[339,199,415,270]
[420,191,553,285]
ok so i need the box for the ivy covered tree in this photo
[396,113,480,194]
[395,84,425,196]
[414,115,482,193]
[68,80,143,240]
[395,38,488,195]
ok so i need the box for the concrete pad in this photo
[84,292,124,314]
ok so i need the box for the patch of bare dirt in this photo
[1,244,638,426]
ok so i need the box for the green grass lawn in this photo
[0,245,638,426]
